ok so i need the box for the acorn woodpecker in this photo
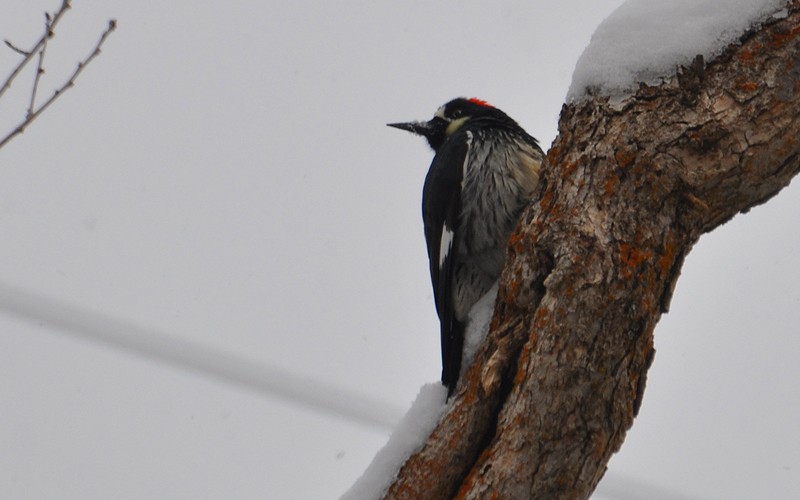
[388,97,544,395]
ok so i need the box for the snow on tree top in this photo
[567,0,789,101]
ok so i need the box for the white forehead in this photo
[434,105,447,119]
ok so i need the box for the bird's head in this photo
[388,97,499,151]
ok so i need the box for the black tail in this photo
[441,318,465,397]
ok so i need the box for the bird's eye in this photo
[450,109,463,119]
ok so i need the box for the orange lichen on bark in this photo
[513,340,534,386]
[547,144,563,163]
[562,159,579,178]
[737,38,764,63]
[507,231,528,254]
[614,148,636,169]
[735,76,759,92]
[538,189,554,211]
[603,173,620,196]
[767,22,800,49]
[618,242,653,278]
[657,238,677,276]
[505,277,523,304]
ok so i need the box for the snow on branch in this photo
[568,0,788,100]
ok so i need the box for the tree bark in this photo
[385,2,800,499]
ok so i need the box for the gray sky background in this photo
[1,1,798,499]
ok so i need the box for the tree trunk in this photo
[384,2,800,499]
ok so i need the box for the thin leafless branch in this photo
[4,40,31,57]
[28,13,53,118]
[0,0,71,101]
[0,12,116,150]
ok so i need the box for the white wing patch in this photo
[439,224,454,268]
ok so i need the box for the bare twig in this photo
[4,40,31,56]
[0,0,71,101]
[28,13,53,118]
[0,18,117,149]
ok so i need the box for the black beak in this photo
[388,116,447,150]
[386,120,433,136]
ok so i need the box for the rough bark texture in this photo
[384,3,800,499]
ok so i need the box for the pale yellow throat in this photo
[445,116,470,136]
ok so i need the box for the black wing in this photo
[421,135,469,394]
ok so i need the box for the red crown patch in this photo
[467,97,494,108]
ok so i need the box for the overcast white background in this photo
[1,1,798,499]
